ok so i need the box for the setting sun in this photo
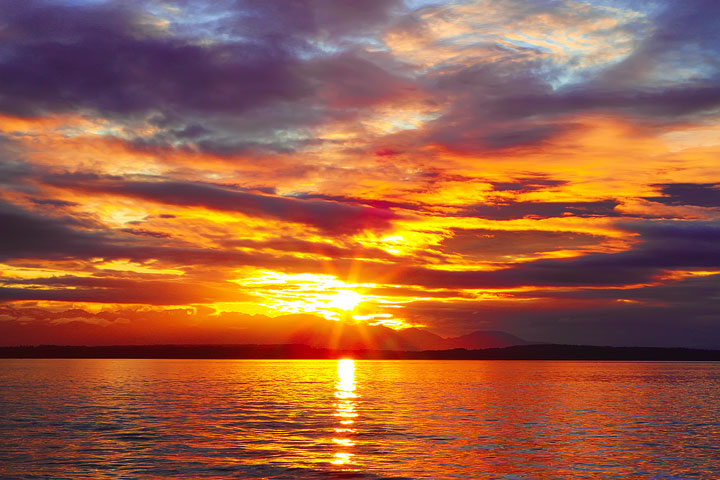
[3,0,720,478]
[329,290,363,312]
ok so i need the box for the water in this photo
[1,359,718,479]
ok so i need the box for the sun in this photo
[329,290,363,311]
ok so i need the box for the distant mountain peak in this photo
[440,330,530,350]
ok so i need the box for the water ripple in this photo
[1,359,719,479]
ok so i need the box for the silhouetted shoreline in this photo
[1,343,719,360]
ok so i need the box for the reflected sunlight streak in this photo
[331,359,358,467]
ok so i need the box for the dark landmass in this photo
[0,311,530,350]
[1,343,719,361]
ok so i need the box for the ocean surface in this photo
[0,359,718,479]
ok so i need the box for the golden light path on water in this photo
[1,360,719,478]
[332,359,357,468]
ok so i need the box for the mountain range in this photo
[0,311,530,350]
[189,314,532,351]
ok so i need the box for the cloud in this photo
[331,220,720,290]
[0,275,249,305]
[0,1,308,118]
[383,0,720,154]
[645,183,720,208]
[593,0,720,89]
[0,159,38,193]
[489,176,568,193]
[439,228,605,261]
[493,85,720,123]
[120,228,172,239]
[0,199,112,261]
[0,0,413,155]
[46,174,399,234]
[0,198,328,271]
[460,199,622,220]
[220,237,399,261]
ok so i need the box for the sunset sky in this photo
[1,0,719,348]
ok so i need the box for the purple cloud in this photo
[46,174,399,234]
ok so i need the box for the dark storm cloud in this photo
[46,175,398,234]
[644,183,720,208]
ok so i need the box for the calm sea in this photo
[0,359,718,479]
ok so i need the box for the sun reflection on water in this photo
[331,359,358,467]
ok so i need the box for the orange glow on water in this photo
[332,359,358,468]
[1,359,718,478]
